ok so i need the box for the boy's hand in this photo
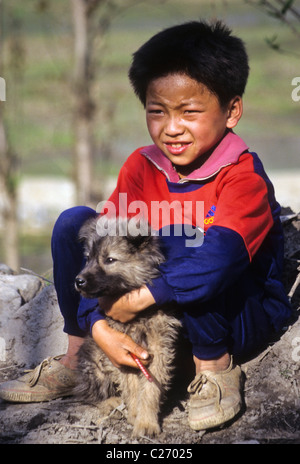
[91,319,149,368]
[98,286,156,323]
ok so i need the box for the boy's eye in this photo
[148,110,163,115]
[184,109,201,114]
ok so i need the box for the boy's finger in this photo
[132,344,149,361]
[126,338,149,363]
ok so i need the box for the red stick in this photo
[130,352,153,382]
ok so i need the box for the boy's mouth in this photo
[164,142,192,155]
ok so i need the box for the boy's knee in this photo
[52,206,97,241]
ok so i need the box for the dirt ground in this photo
[0,211,299,445]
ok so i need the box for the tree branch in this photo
[245,0,300,38]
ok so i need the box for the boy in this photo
[0,21,291,431]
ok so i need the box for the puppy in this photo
[74,216,181,437]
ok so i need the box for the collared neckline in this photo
[140,131,249,183]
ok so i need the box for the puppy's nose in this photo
[75,276,86,289]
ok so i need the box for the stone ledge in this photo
[0,268,67,367]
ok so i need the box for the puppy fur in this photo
[74,216,181,437]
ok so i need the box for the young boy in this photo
[0,21,291,431]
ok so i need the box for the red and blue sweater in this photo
[79,130,291,332]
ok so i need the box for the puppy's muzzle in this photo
[75,276,87,291]
[75,273,104,297]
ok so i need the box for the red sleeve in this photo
[99,148,145,217]
[213,163,274,260]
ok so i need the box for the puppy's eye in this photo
[105,257,117,264]
[84,253,90,262]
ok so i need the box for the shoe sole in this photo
[0,389,72,403]
[188,399,242,431]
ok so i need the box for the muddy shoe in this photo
[0,355,77,403]
[187,357,243,431]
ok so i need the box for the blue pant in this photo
[51,206,98,337]
[51,206,273,360]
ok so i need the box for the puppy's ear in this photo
[125,218,155,248]
[78,216,98,248]
[125,233,150,248]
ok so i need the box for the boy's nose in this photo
[164,117,185,137]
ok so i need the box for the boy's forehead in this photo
[146,73,212,104]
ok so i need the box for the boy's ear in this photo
[226,96,243,129]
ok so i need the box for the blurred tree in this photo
[0,0,23,271]
[0,114,19,271]
[71,0,97,206]
[70,0,165,206]
[245,0,300,50]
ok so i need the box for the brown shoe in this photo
[0,355,76,403]
[187,357,243,431]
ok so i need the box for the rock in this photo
[13,284,67,367]
[0,264,14,275]
[0,285,23,314]
[272,318,300,362]
[0,269,67,367]
[0,274,42,304]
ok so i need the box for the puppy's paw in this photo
[132,419,161,437]
[127,411,137,426]
[95,396,123,417]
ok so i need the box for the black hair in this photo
[128,20,249,108]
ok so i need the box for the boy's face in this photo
[146,73,242,175]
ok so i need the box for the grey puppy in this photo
[74,216,181,437]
